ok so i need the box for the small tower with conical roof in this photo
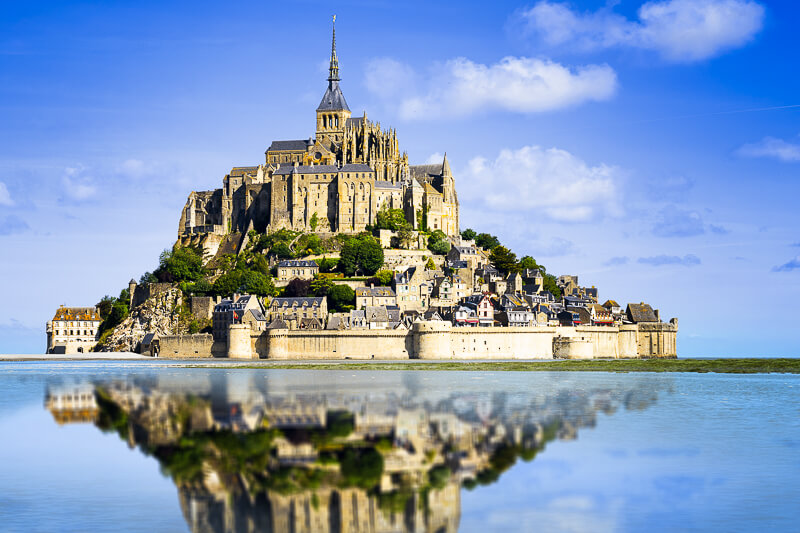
[316,15,351,148]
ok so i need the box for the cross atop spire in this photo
[328,15,340,83]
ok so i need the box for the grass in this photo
[183,358,800,374]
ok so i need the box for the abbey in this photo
[178,19,459,245]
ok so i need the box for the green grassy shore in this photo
[193,358,800,374]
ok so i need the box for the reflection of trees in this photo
[77,376,669,533]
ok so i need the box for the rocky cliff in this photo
[98,287,189,352]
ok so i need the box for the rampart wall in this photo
[156,322,677,360]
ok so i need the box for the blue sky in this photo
[1,0,799,355]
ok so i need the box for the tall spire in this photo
[328,15,340,83]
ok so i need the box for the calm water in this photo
[0,363,798,533]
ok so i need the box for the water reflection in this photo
[44,373,670,533]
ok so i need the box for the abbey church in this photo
[178,19,459,247]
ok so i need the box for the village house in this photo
[461,294,495,327]
[267,296,327,328]
[276,260,319,281]
[393,266,431,312]
[588,304,614,326]
[355,285,397,309]
[626,303,660,323]
[213,294,263,341]
[46,306,103,354]
[446,245,481,270]
[242,308,268,332]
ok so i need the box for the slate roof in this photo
[602,300,620,308]
[356,286,396,297]
[278,260,319,268]
[229,166,259,177]
[52,306,101,322]
[375,180,402,189]
[409,164,442,180]
[267,318,289,329]
[452,246,478,255]
[365,306,388,322]
[340,163,373,173]
[245,308,267,322]
[267,140,311,152]
[270,297,325,307]
[317,82,350,112]
[626,303,658,323]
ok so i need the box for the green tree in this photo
[339,235,384,276]
[270,242,293,259]
[285,278,312,297]
[425,257,436,270]
[212,270,242,297]
[375,207,409,231]
[517,255,541,272]
[310,275,334,297]
[428,465,451,490]
[375,269,394,285]
[239,270,275,297]
[460,228,477,241]
[318,257,339,273]
[543,273,562,299]
[396,226,414,249]
[310,212,319,232]
[327,284,355,312]
[475,233,500,250]
[489,245,518,274]
[155,246,206,283]
[96,296,115,320]
[427,230,450,255]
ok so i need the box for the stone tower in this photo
[316,16,351,149]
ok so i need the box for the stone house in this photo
[588,304,614,326]
[393,266,431,312]
[447,245,481,270]
[602,299,623,315]
[277,260,319,281]
[46,306,103,354]
[242,308,268,332]
[496,307,535,327]
[349,309,367,329]
[267,296,327,328]
[557,309,581,326]
[461,294,495,327]
[365,306,389,329]
[213,294,263,341]
[505,272,523,294]
[355,285,397,309]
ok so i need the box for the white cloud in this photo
[460,145,622,222]
[0,182,13,206]
[62,167,97,201]
[365,56,617,120]
[425,152,444,165]
[738,136,800,162]
[520,0,765,62]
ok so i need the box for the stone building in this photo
[276,260,319,281]
[177,19,459,254]
[46,306,102,354]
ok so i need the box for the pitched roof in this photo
[626,303,658,323]
[375,180,402,190]
[278,260,319,268]
[365,306,388,322]
[229,166,259,177]
[602,300,620,308]
[340,163,373,173]
[267,140,311,152]
[317,82,350,112]
[267,318,289,329]
[423,182,442,196]
[52,306,101,322]
[409,164,442,180]
[270,297,325,307]
[355,286,396,297]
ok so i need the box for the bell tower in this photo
[316,15,351,148]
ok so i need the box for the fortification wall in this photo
[132,282,178,308]
[157,321,677,359]
[158,334,222,358]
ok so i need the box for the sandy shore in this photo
[0,352,151,361]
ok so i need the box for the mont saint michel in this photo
[42,18,676,360]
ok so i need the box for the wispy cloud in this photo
[651,205,727,237]
[0,182,13,206]
[772,256,800,272]
[638,254,701,266]
[365,56,617,120]
[0,215,29,236]
[61,167,97,201]
[604,256,629,266]
[460,145,622,222]
[738,136,800,162]
[518,0,765,62]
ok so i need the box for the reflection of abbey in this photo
[57,372,666,533]
[179,19,458,242]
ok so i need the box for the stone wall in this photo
[190,296,218,321]
[132,282,177,308]
[158,334,224,358]
[156,321,677,360]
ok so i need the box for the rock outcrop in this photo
[98,287,188,352]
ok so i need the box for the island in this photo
[45,19,676,360]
